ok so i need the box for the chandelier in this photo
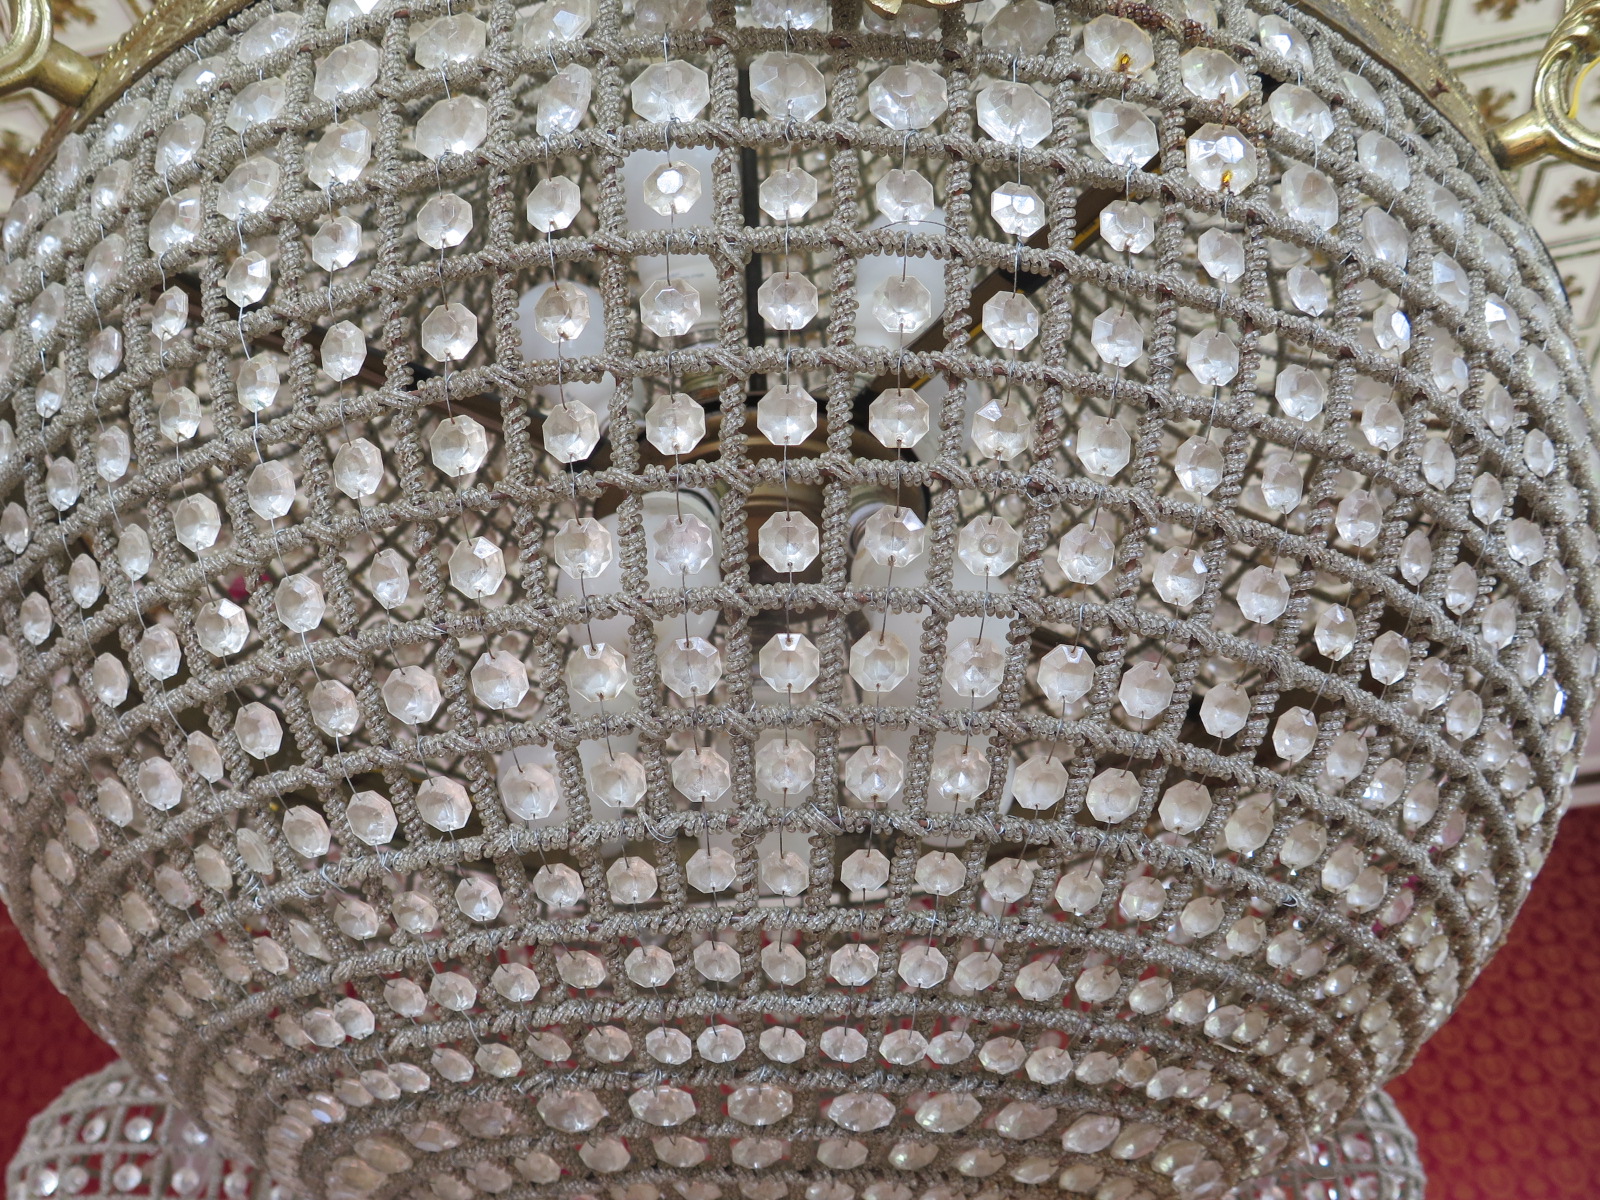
[0,0,1592,1197]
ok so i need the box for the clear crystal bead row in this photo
[0,0,1591,1198]
[4,1060,278,1200]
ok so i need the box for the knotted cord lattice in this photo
[0,0,1592,1198]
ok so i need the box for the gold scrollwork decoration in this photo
[1491,0,1600,170]
[0,0,96,106]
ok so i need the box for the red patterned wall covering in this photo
[0,811,1597,1188]
[1386,805,1600,1198]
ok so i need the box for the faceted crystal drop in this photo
[1362,207,1409,269]
[414,13,486,67]
[545,401,602,462]
[534,523,607,591]
[321,321,366,381]
[1083,13,1153,72]
[845,745,904,803]
[310,679,361,737]
[1119,660,1174,720]
[983,0,1054,56]
[314,41,380,101]
[1335,489,1383,546]
[1315,604,1357,660]
[533,281,591,342]
[759,167,819,220]
[1077,415,1131,477]
[332,438,383,499]
[1287,264,1329,315]
[1198,228,1246,283]
[450,537,506,599]
[1101,199,1155,253]
[526,176,580,232]
[760,631,819,693]
[236,703,283,759]
[1153,547,1206,607]
[588,755,643,812]
[759,510,819,573]
[218,157,281,221]
[976,80,1051,148]
[876,168,935,224]
[1201,681,1250,738]
[416,193,474,251]
[276,574,326,633]
[958,515,1021,576]
[431,415,489,475]
[1091,308,1143,367]
[1273,707,1318,761]
[383,667,442,724]
[675,750,731,805]
[311,215,362,270]
[1187,124,1257,192]
[173,495,221,552]
[1270,84,1334,143]
[226,78,287,133]
[640,277,702,337]
[984,291,1040,350]
[757,273,819,330]
[631,60,711,122]
[1358,130,1411,190]
[568,643,630,701]
[421,302,478,360]
[867,63,948,130]
[1234,565,1290,625]
[749,51,826,120]
[992,181,1046,238]
[1174,435,1224,494]
[645,392,705,455]
[1088,99,1158,167]
[83,235,126,302]
[1039,644,1094,704]
[1275,364,1325,420]
[660,636,722,698]
[944,637,1006,699]
[520,0,592,45]
[756,742,815,796]
[369,550,410,608]
[872,275,933,334]
[416,94,489,159]
[860,505,926,566]
[499,757,560,820]
[307,120,372,189]
[1281,164,1339,231]
[1012,756,1068,811]
[538,63,593,136]
[642,161,702,215]
[1187,328,1239,386]
[1181,47,1247,104]
[1058,522,1114,585]
[868,387,929,448]
[971,397,1031,459]
[652,512,715,574]
[223,252,271,307]
[1261,456,1303,514]
[850,630,911,694]
[247,460,296,520]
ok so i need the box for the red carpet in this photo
[1,810,1597,1192]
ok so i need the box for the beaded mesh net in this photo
[0,0,1592,1197]
[1223,1091,1423,1200]
[4,1062,277,1200]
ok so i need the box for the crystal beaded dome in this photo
[1226,1091,1423,1200]
[0,0,1591,1198]
[5,1061,277,1200]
